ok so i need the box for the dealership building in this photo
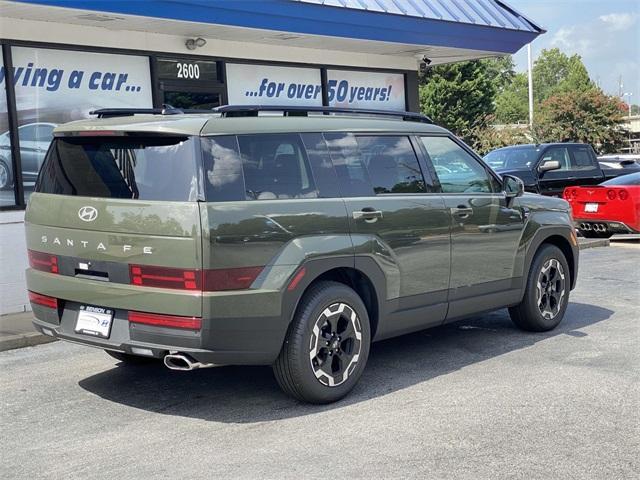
[0,0,542,314]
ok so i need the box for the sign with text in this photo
[4,47,152,119]
[226,63,322,106]
[327,70,405,111]
[157,58,219,83]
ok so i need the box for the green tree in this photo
[419,59,496,142]
[532,48,593,102]
[535,89,628,153]
[494,73,529,124]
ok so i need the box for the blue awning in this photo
[14,0,544,58]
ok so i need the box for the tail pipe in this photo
[164,353,216,371]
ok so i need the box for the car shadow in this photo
[78,301,613,423]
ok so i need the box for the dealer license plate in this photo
[75,305,114,339]
[584,203,599,213]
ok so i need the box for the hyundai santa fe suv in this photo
[25,105,579,403]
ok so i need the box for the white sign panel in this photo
[327,70,405,111]
[226,63,322,106]
[8,47,152,119]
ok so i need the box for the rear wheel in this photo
[509,244,570,332]
[104,350,158,365]
[273,281,371,404]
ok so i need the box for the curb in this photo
[578,238,610,250]
[0,332,57,352]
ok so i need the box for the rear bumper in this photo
[574,220,639,234]
[27,269,289,365]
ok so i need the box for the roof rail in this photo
[214,105,432,123]
[89,104,188,118]
[88,104,433,123]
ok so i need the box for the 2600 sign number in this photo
[177,63,200,80]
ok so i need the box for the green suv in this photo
[25,106,579,403]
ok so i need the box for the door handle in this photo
[451,206,474,218]
[352,209,383,222]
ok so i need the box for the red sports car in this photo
[564,172,640,238]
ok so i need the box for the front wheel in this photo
[509,244,570,332]
[273,281,371,404]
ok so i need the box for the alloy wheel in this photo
[536,258,566,320]
[309,302,362,387]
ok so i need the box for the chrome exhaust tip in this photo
[581,223,591,231]
[164,353,216,371]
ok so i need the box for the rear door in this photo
[26,134,203,318]
[419,135,525,320]
[568,145,604,186]
[325,132,450,338]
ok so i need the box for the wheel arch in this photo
[525,228,578,291]
[282,257,385,340]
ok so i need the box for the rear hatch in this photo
[25,133,204,319]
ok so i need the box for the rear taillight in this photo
[28,291,58,309]
[128,311,202,330]
[129,264,263,291]
[204,266,263,291]
[28,250,59,274]
[129,265,201,290]
[607,189,617,200]
[564,188,577,200]
[618,189,629,200]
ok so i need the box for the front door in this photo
[536,145,573,196]
[324,133,450,338]
[419,135,525,320]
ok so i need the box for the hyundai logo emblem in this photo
[78,206,98,222]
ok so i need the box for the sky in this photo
[506,0,640,105]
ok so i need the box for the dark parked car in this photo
[485,143,640,197]
[0,122,56,190]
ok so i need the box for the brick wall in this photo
[0,211,30,315]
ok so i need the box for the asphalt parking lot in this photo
[1,241,638,480]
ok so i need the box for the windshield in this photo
[484,146,541,170]
[602,172,640,186]
[36,136,200,201]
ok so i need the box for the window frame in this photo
[417,133,503,195]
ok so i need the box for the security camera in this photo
[419,56,432,73]
[422,56,432,65]
[185,37,207,50]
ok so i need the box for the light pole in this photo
[623,92,633,153]
[527,43,534,128]
[623,92,633,118]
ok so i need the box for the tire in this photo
[105,350,158,365]
[0,160,11,191]
[509,244,570,332]
[273,281,371,404]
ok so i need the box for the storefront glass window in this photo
[12,46,153,202]
[0,48,17,207]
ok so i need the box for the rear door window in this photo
[237,134,319,200]
[36,135,200,201]
[570,146,597,170]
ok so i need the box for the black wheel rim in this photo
[536,258,566,320]
[309,302,362,387]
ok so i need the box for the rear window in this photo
[36,136,200,201]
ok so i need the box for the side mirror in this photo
[502,174,525,199]
[538,159,561,172]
